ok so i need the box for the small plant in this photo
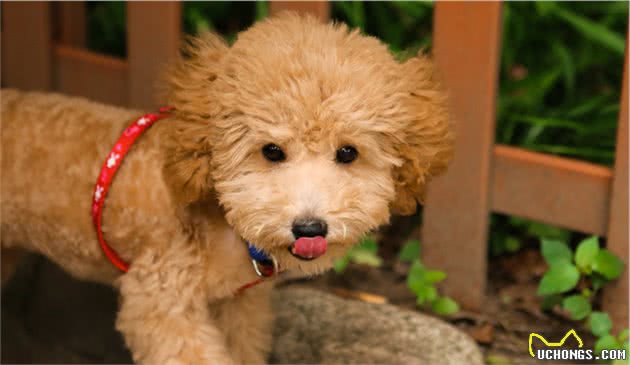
[334,237,458,316]
[399,240,459,316]
[538,236,628,361]
[589,313,629,365]
[333,235,382,273]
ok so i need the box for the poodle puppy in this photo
[1,13,452,365]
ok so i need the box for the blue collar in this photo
[247,242,277,278]
[247,242,273,264]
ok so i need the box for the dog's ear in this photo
[161,33,229,207]
[390,53,454,215]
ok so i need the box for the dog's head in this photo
[163,13,453,274]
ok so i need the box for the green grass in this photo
[496,2,626,166]
[182,1,264,43]
[332,1,433,56]
[86,2,126,57]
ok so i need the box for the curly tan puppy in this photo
[1,14,452,365]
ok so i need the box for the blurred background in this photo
[1,2,628,364]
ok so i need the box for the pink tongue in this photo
[293,236,327,258]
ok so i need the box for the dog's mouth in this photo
[288,236,328,261]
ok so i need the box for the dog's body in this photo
[2,90,273,363]
[1,14,452,364]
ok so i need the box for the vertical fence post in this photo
[269,1,330,21]
[127,2,181,109]
[58,2,86,47]
[1,2,52,90]
[421,2,503,310]
[603,45,628,331]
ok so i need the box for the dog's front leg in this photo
[214,283,274,364]
[116,247,234,365]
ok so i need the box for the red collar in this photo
[91,107,272,294]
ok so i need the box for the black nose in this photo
[292,217,328,238]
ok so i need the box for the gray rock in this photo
[271,287,483,365]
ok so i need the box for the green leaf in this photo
[541,294,563,310]
[390,1,431,18]
[528,222,570,241]
[431,296,460,316]
[424,270,447,284]
[406,259,446,291]
[408,259,424,277]
[589,311,613,337]
[541,239,573,266]
[534,2,557,16]
[333,256,350,273]
[575,236,600,272]
[407,260,426,293]
[504,236,522,253]
[509,216,528,227]
[595,334,621,354]
[357,236,378,252]
[562,294,591,320]
[398,239,421,262]
[415,285,438,305]
[335,1,366,30]
[407,275,425,294]
[349,249,382,267]
[618,328,629,343]
[254,0,268,20]
[593,249,624,280]
[553,7,626,56]
[513,115,588,133]
[537,262,580,295]
[566,94,609,118]
[591,273,610,291]
[552,42,575,97]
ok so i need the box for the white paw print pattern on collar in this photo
[106,152,120,168]
[94,185,104,202]
[93,109,174,274]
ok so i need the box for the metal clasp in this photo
[251,254,279,278]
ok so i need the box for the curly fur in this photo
[1,13,452,364]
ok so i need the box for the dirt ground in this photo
[1,216,603,364]
[303,249,600,365]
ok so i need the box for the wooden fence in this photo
[1,1,627,327]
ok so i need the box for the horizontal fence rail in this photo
[492,145,612,236]
[55,45,128,106]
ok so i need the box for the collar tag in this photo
[247,243,278,278]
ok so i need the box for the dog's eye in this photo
[336,145,358,164]
[262,143,286,162]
